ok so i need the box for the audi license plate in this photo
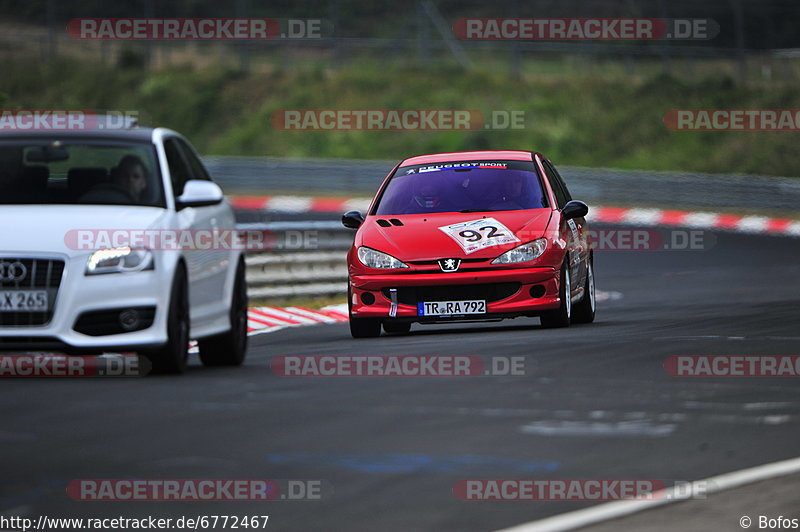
[0,291,48,312]
[418,300,486,316]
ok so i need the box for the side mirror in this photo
[175,180,224,210]
[342,210,365,229]
[562,200,588,220]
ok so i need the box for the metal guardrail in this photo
[240,222,351,299]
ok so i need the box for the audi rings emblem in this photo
[0,261,28,282]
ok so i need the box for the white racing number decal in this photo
[438,217,520,254]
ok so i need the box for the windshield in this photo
[0,140,164,207]
[373,160,548,215]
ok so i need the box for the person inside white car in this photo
[110,154,149,203]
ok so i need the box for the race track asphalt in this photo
[1,227,799,531]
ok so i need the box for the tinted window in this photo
[0,140,164,207]
[542,159,568,208]
[164,138,191,197]
[548,160,573,203]
[374,160,548,215]
[176,138,211,181]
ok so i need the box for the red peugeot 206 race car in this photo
[342,150,595,338]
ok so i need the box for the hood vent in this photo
[376,219,405,227]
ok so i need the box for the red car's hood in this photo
[357,209,553,261]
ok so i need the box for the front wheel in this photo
[144,266,190,374]
[571,258,596,324]
[350,317,381,338]
[540,262,571,329]
[199,259,249,366]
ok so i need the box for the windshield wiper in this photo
[459,208,501,213]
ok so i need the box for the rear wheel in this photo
[571,258,596,324]
[145,266,190,374]
[383,321,411,334]
[540,261,571,328]
[199,260,249,366]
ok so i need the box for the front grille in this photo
[383,282,521,305]
[0,258,65,327]
[407,258,487,266]
[74,307,156,336]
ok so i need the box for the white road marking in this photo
[594,290,623,302]
[682,212,719,228]
[737,215,771,233]
[656,335,800,343]
[343,198,371,212]
[265,196,313,213]
[284,306,337,323]
[518,420,676,437]
[495,455,800,532]
[622,208,663,226]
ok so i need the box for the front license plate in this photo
[418,300,486,316]
[0,291,49,312]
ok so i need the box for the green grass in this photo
[3,55,800,177]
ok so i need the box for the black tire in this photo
[349,317,382,338]
[383,321,411,334]
[145,265,190,374]
[199,259,249,366]
[540,261,572,328]
[571,257,596,324]
[347,283,381,338]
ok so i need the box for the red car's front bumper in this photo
[349,266,561,322]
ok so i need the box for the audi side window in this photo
[176,138,211,182]
[164,138,192,197]
[543,160,567,208]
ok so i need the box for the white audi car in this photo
[0,120,247,373]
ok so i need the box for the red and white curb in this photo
[247,304,348,335]
[229,195,800,238]
[187,304,349,353]
[588,206,800,237]
[230,195,369,214]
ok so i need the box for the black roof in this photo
[0,127,157,143]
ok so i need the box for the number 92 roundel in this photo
[438,217,521,254]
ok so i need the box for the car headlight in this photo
[357,247,409,269]
[491,238,547,264]
[86,247,154,275]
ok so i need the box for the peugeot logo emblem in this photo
[0,261,28,282]
[438,258,461,272]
